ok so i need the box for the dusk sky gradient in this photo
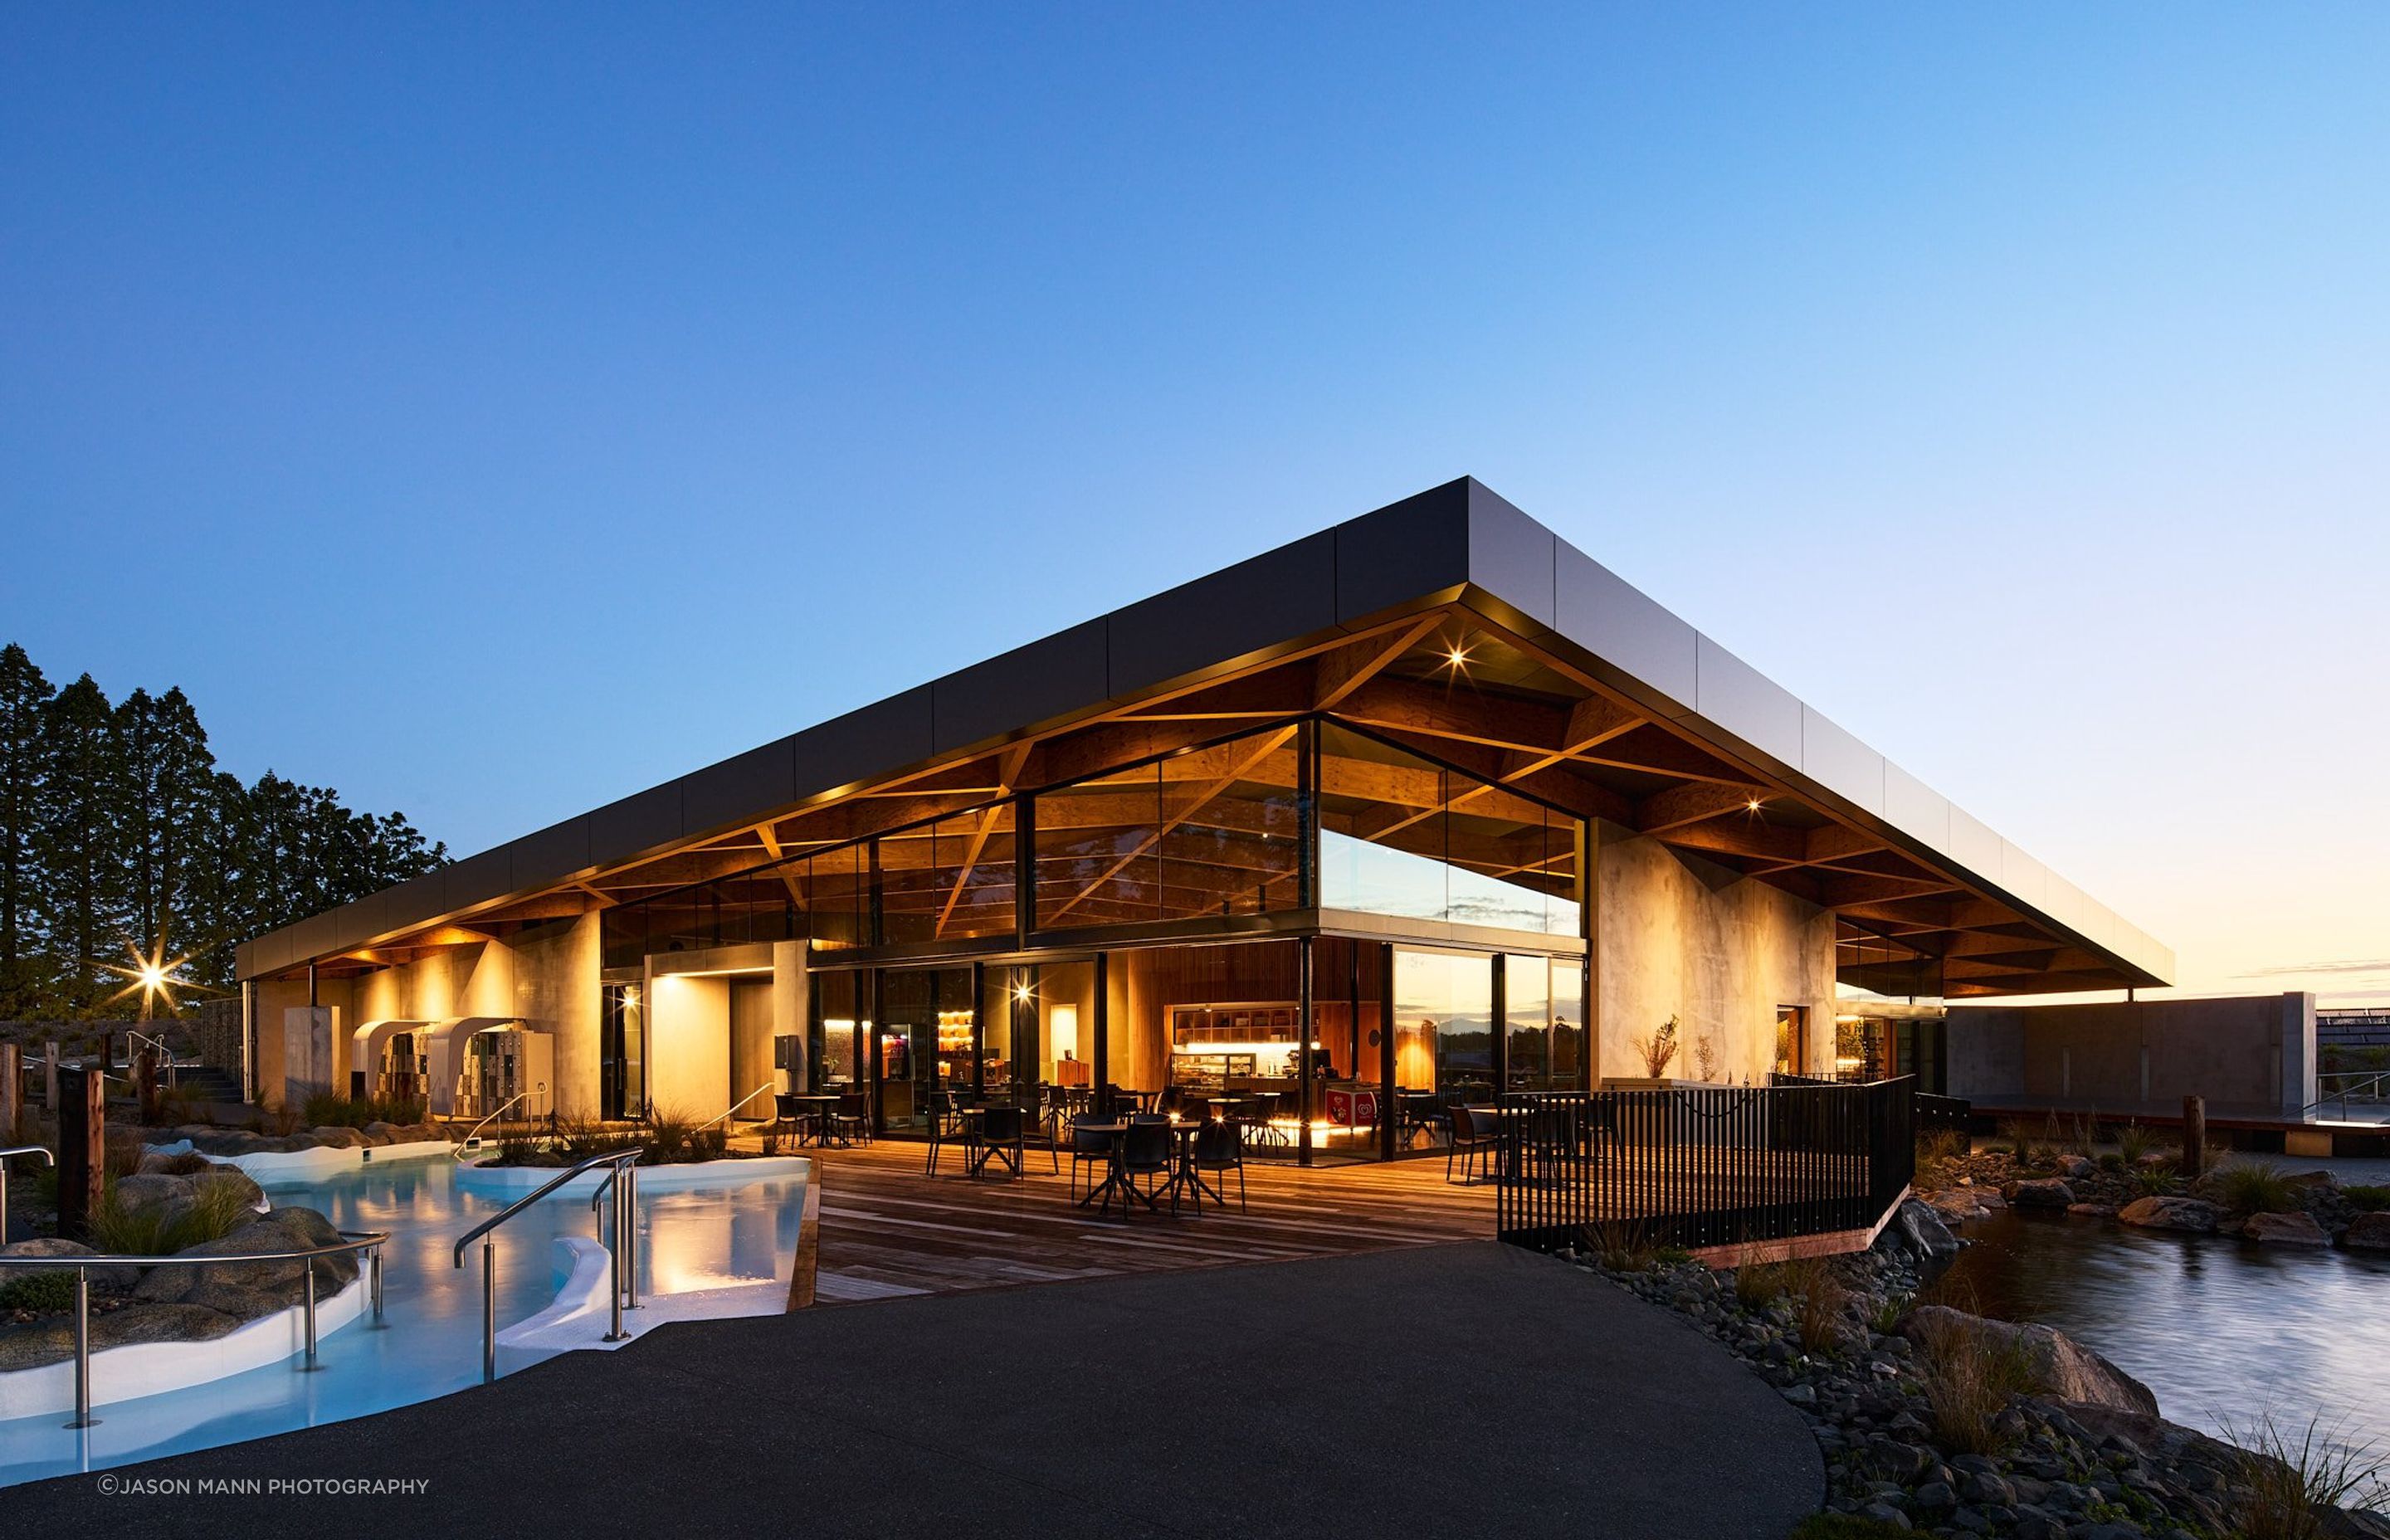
[3,6,2384,1001]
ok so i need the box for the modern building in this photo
[237,478,2172,1162]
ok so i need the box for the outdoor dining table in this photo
[1076,1119,1222,1215]
[784,1093,843,1147]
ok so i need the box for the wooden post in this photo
[58,1067,105,1242]
[135,1047,161,1126]
[0,1042,19,1143]
[2180,1094,2206,1177]
[42,1040,59,1112]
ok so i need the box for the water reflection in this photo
[1939,1210,2390,1450]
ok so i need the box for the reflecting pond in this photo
[1938,1207,2390,1454]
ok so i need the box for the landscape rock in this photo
[2066,1202,2117,1217]
[89,1301,243,1350]
[2341,1211,2390,1251]
[2006,1177,2076,1210]
[2056,1155,2095,1180]
[1880,1198,1959,1270]
[131,1207,358,1317]
[2241,1211,2329,1246]
[2117,1195,2222,1233]
[0,1235,139,1290]
[308,1126,367,1149]
[109,1172,196,1214]
[2282,1169,2342,1192]
[1898,1306,2159,1416]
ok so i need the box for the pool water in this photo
[0,1158,806,1487]
[1939,1206,2390,1455]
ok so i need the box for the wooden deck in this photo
[796,1140,1495,1304]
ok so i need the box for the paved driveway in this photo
[13,1243,1821,1539]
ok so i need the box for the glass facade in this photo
[593,714,1592,1162]
[1033,726,1302,929]
[1317,724,1580,937]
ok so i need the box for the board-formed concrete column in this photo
[772,940,809,1093]
[2278,991,2318,1116]
[281,1005,342,1109]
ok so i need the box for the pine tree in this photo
[110,686,217,967]
[0,644,450,1015]
[0,644,56,1016]
[36,675,123,1013]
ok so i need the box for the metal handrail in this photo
[0,1226,389,1429]
[2305,1071,2390,1120]
[452,1148,641,1383]
[695,1083,777,1135]
[127,1029,179,1089]
[452,1087,541,1158]
[0,1143,56,1248]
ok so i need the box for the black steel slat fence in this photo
[1492,1077,1916,1254]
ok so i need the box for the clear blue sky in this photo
[3,6,2385,1000]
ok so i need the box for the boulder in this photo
[134,1149,210,1177]
[2066,1202,2118,1218]
[90,1301,242,1350]
[309,1126,368,1149]
[359,1121,398,1146]
[2117,1195,2222,1233]
[2339,1211,2390,1252]
[2007,1177,2077,1209]
[2057,1154,2095,1179]
[131,1207,358,1319]
[0,1236,138,1291]
[109,1172,196,1214]
[0,1321,76,1371]
[2242,1211,2329,1247]
[1924,1188,1992,1222]
[2053,1401,2241,1474]
[1879,1197,1960,1271]
[2283,1168,2343,1192]
[1899,1305,2159,1416]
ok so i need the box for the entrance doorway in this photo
[1773,1006,1809,1078]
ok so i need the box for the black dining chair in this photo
[773,1092,812,1148]
[924,1090,966,1175]
[970,1103,1027,1179]
[1110,1119,1176,1216]
[1067,1114,1115,1202]
[829,1089,872,1148]
[1446,1104,1498,1184]
[1188,1119,1246,1213]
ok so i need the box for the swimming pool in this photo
[0,1157,807,1488]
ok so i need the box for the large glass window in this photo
[1034,727,1301,930]
[1502,953,1585,1093]
[878,808,1018,945]
[1393,948,1495,1103]
[810,971,868,1089]
[1318,725,1581,937]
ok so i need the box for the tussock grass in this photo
[2223,1412,2388,1540]
[85,1175,255,1255]
[2113,1121,2163,1166]
[2129,1165,2184,1198]
[1910,1310,2037,1456]
[1916,1128,1969,1169]
[2217,1159,2302,1216]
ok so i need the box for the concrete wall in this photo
[274,915,606,1117]
[1593,828,1837,1082]
[646,971,731,1118]
[1947,993,2317,1115]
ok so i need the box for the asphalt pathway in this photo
[12,1241,1822,1539]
